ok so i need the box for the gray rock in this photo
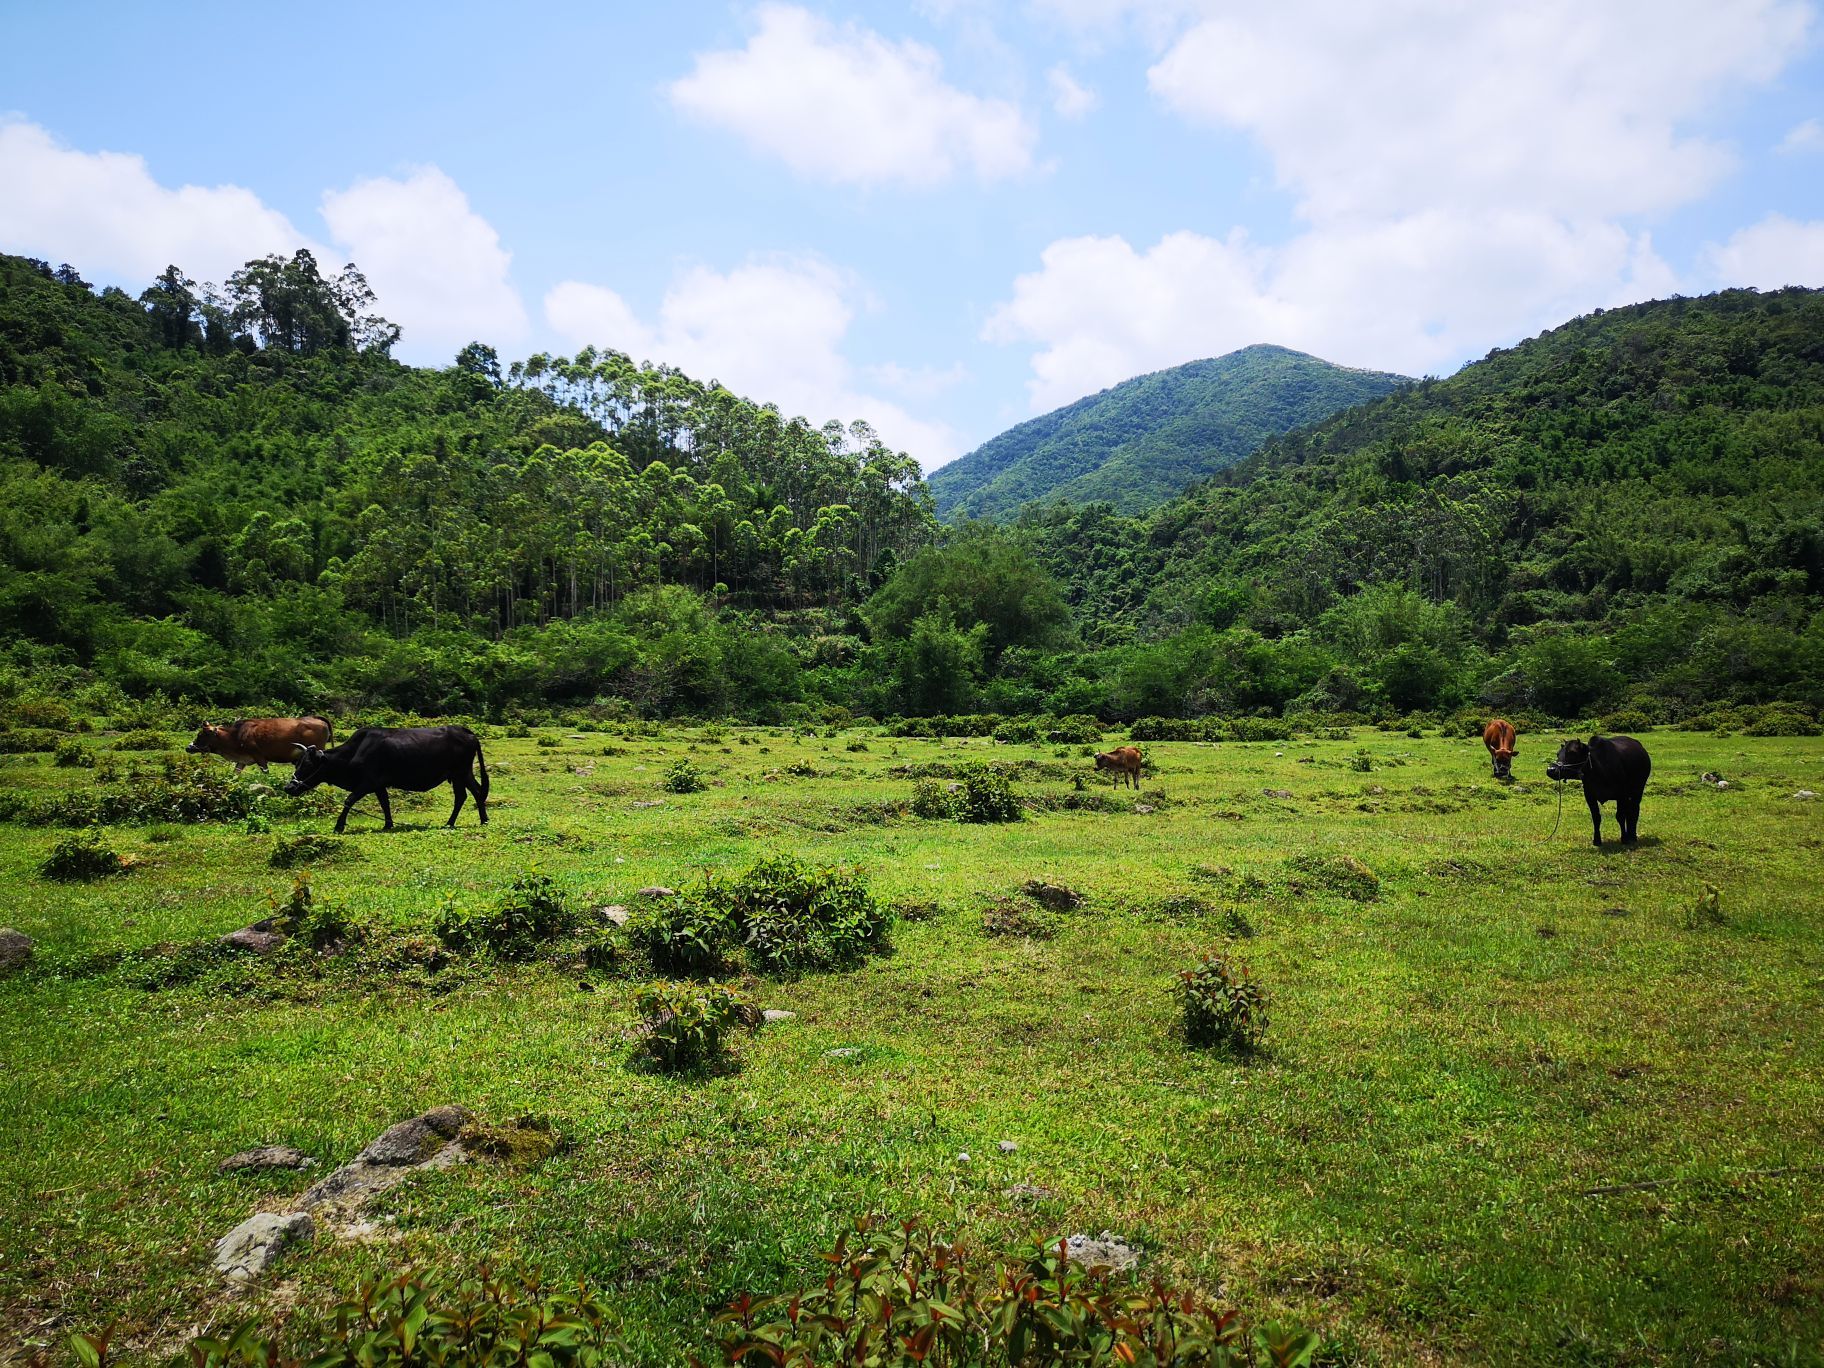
[1795,790,1818,800]
[300,1105,472,1213]
[824,1047,861,1058]
[998,1140,1018,1154]
[1064,1231,1142,1273]
[637,885,677,898]
[218,1145,315,1173]
[214,1211,314,1281]
[221,924,284,955]
[1262,788,1295,800]
[0,928,32,974]
[598,904,631,926]
[1135,804,1155,814]
[1020,881,1081,911]
[355,1105,471,1165]
[761,1009,796,1024]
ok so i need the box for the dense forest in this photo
[929,345,1408,519]
[1,251,1820,726]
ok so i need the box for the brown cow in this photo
[1482,718,1517,779]
[1094,745,1144,790]
[187,716,334,772]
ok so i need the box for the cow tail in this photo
[475,740,490,801]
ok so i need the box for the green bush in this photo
[663,758,706,793]
[634,980,756,1073]
[955,764,1022,823]
[91,1267,622,1368]
[40,829,124,881]
[6,696,73,730]
[1048,713,1104,745]
[909,777,956,819]
[1598,709,1655,734]
[992,715,1043,743]
[1742,705,1820,737]
[53,737,93,768]
[0,726,62,753]
[717,855,888,974]
[112,729,171,751]
[706,1215,1315,1367]
[536,735,559,748]
[435,872,575,959]
[636,893,735,976]
[1178,951,1270,1053]
[268,871,357,950]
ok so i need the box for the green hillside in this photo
[929,344,1409,519]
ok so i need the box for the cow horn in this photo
[291,743,309,757]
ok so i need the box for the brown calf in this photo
[1482,718,1517,779]
[1094,745,1144,790]
[187,715,334,772]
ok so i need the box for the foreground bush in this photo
[635,980,757,1073]
[40,829,125,881]
[435,872,575,959]
[719,855,887,973]
[638,892,736,976]
[53,737,93,768]
[1178,952,1270,1054]
[709,1215,1316,1367]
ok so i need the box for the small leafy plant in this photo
[637,892,735,976]
[435,871,574,959]
[634,980,757,1073]
[1178,951,1270,1053]
[663,758,706,793]
[909,777,956,819]
[112,729,171,751]
[955,764,1022,823]
[40,829,124,881]
[719,855,887,974]
[53,737,94,768]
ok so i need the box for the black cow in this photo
[284,726,489,833]
[1546,734,1651,846]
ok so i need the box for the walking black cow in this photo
[1546,734,1651,846]
[284,726,489,833]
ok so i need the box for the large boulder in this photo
[214,1211,314,1281]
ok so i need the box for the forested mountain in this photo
[929,345,1409,520]
[1006,288,1824,719]
[0,251,931,714]
[1,251,1819,726]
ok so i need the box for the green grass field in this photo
[2,723,1821,1365]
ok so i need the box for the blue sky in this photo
[3,1,1822,470]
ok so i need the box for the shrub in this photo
[536,735,559,748]
[435,872,574,959]
[1048,713,1104,745]
[112,729,171,751]
[782,759,819,777]
[1348,749,1374,772]
[3,757,273,827]
[40,829,124,881]
[909,777,956,819]
[955,765,1021,824]
[634,979,756,1073]
[53,738,93,768]
[636,893,735,976]
[705,1215,1314,1367]
[99,1267,622,1368]
[1742,705,1820,737]
[1598,708,1655,734]
[1178,951,1270,1053]
[663,758,706,793]
[6,696,73,730]
[718,855,887,974]
[268,871,357,950]
[0,727,62,753]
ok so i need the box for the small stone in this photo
[1715,781,1730,790]
[1795,790,1818,800]
[1020,881,1081,911]
[957,1151,971,1164]
[637,885,676,899]
[598,904,630,926]
[1274,751,1284,757]
[824,1047,861,1058]
[214,1211,314,1281]
[1005,1182,1052,1202]
[220,925,284,955]
[355,1105,472,1165]
[1135,804,1155,814]
[761,1009,796,1024]
[998,1140,1018,1154]
[1064,1231,1142,1273]
[0,928,33,974]
[1263,788,1295,800]
[218,1145,315,1173]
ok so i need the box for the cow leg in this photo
[1621,796,1640,845]
[447,779,467,827]
[471,777,488,825]
[334,789,366,835]
[1586,794,1604,846]
[376,788,394,831]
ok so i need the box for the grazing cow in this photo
[1094,745,1144,790]
[1546,734,1651,846]
[187,715,333,772]
[1482,718,1517,779]
[283,726,489,833]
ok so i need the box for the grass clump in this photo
[634,980,756,1073]
[1284,852,1380,902]
[435,872,575,960]
[40,829,124,881]
[268,832,356,869]
[1178,951,1270,1054]
[662,758,706,793]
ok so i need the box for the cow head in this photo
[1491,742,1516,779]
[1546,738,1588,781]
[1093,751,1117,771]
[283,744,331,796]
[186,723,232,756]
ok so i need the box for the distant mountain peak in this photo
[930,346,1410,520]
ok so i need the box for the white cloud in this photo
[320,167,528,357]
[546,259,962,469]
[1047,64,1101,119]
[1778,117,1824,153]
[986,217,1679,409]
[1146,0,1809,222]
[668,4,1036,187]
[1704,214,1824,288]
[0,120,527,363]
[0,118,317,285]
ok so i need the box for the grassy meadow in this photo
[1,721,1821,1365]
